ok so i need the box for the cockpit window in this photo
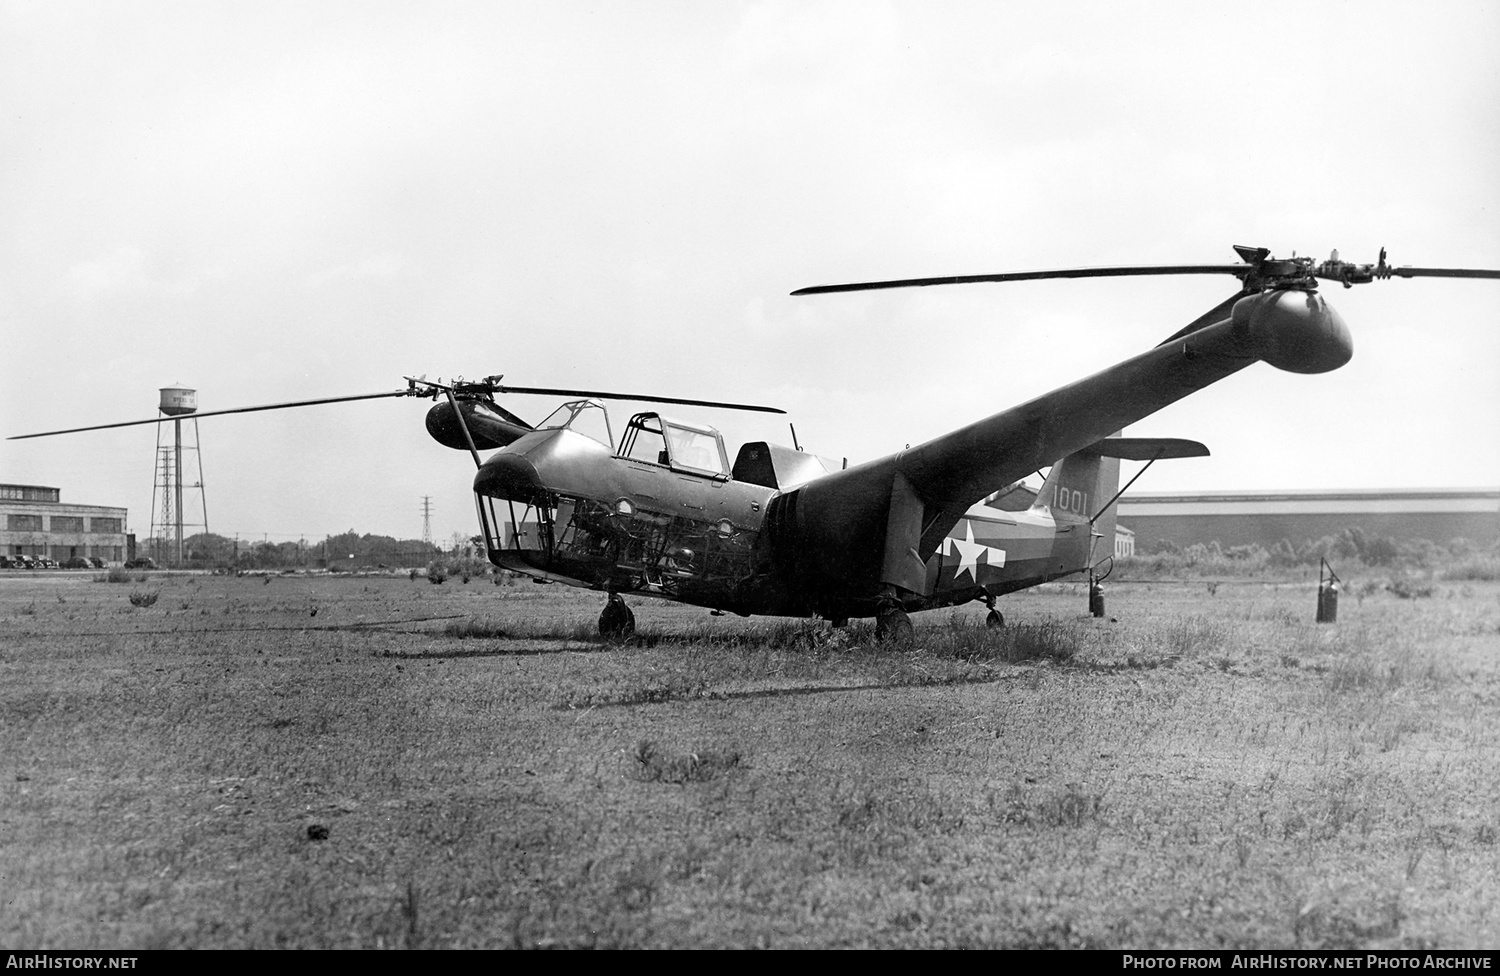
[533,399,613,449]
[617,412,728,478]
[666,424,726,476]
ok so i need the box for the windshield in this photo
[666,424,726,476]
[532,399,613,449]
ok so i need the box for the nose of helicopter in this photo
[473,451,545,504]
[471,427,618,505]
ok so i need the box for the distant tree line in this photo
[147,524,1500,581]
[159,531,449,570]
[1128,527,1499,580]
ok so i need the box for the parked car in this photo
[62,557,92,569]
[124,557,158,570]
[88,557,106,569]
[35,558,59,569]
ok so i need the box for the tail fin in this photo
[1031,434,1209,569]
[1032,441,1121,570]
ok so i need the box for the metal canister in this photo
[1316,557,1341,624]
[1316,580,1339,623]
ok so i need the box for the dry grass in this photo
[1,571,1497,948]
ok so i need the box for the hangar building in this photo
[1,483,129,564]
[1116,487,1500,552]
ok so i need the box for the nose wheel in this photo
[599,593,635,638]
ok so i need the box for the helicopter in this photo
[11,245,1498,640]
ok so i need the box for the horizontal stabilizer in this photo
[1077,437,1209,461]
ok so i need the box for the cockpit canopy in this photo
[618,412,730,478]
[522,400,731,478]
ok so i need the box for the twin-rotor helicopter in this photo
[12,246,1498,639]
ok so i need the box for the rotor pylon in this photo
[147,386,209,567]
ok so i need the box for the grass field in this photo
[2,569,1497,949]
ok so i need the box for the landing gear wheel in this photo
[875,604,914,643]
[598,594,635,639]
[986,609,1005,629]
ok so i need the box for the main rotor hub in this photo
[1241,247,1394,292]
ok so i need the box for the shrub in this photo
[1362,535,1401,566]
[426,562,447,585]
[630,740,742,784]
[1386,578,1434,600]
[1269,538,1300,568]
[998,782,1103,827]
[1444,555,1500,581]
[128,590,159,608]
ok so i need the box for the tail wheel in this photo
[986,609,1005,629]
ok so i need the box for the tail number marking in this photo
[1054,487,1088,514]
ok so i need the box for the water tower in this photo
[149,386,209,567]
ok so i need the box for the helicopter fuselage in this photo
[469,411,1103,620]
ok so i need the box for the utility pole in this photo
[421,496,433,547]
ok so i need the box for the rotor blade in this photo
[496,385,785,414]
[792,264,1250,295]
[7,390,413,440]
[1388,266,1500,279]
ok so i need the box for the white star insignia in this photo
[943,520,1006,583]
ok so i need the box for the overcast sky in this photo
[3,0,1497,546]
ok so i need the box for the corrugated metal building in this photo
[1,484,129,564]
[1117,488,1500,551]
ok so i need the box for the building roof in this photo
[1,484,62,503]
[1119,487,1499,517]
